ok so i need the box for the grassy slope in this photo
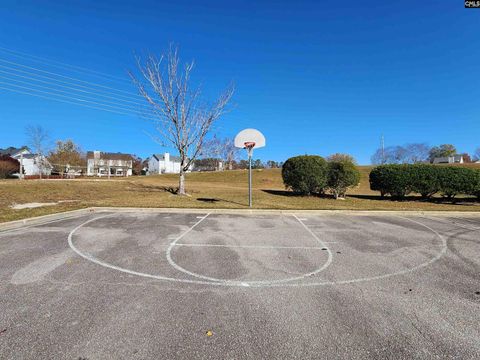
[1,165,479,223]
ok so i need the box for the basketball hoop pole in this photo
[248,147,253,207]
[235,129,265,208]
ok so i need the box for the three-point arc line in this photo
[67,213,448,288]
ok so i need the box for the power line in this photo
[0,77,155,115]
[0,82,157,119]
[0,45,131,84]
[0,63,148,106]
[0,48,185,126]
[0,71,156,113]
[0,57,143,99]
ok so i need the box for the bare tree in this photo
[130,46,234,195]
[403,143,430,164]
[371,143,430,165]
[473,147,480,162]
[203,136,238,170]
[371,146,405,165]
[327,153,357,165]
[220,138,238,170]
[25,125,50,179]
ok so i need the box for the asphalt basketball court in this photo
[0,209,479,359]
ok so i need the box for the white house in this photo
[11,149,52,176]
[433,155,464,164]
[86,151,133,177]
[148,153,191,174]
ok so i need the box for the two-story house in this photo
[147,152,191,174]
[86,151,133,177]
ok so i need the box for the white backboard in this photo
[234,128,266,149]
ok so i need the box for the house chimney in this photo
[164,152,170,163]
[94,151,100,159]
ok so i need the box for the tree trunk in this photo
[178,170,186,195]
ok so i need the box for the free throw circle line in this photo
[164,214,333,285]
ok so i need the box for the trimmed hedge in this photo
[437,166,478,199]
[409,164,439,198]
[472,170,480,199]
[327,161,360,199]
[369,164,480,200]
[369,164,413,199]
[282,155,328,195]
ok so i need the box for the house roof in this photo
[86,151,133,161]
[434,155,463,161]
[153,153,182,162]
[21,153,37,159]
[0,146,29,156]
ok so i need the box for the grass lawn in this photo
[1,166,479,223]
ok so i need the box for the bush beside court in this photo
[281,155,360,199]
[326,160,361,199]
[369,164,480,200]
[281,155,328,195]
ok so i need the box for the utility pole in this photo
[381,134,385,164]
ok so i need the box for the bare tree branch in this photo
[130,45,234,194]
[25,124,50,179]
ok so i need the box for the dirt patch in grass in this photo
[0,166,478,223]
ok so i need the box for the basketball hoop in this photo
[234,129,266,208]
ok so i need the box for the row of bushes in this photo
[369,164,480,199]
[282,155,360,199]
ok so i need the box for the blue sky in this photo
[0,0,478,164]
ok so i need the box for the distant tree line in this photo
[371,143,477,165]
[193,157,282,171]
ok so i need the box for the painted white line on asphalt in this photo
[173,243,327,250]
[68,213,221,286]
[280,216,448,287]
[420,216,480,231]
[165,213,214,281]
[164,214,334,285]
[0,214,88,236]
[67,213,448,288]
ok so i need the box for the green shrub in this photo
[409,164,439,198]
[437,166,478,200]
[327,160,360,199]
[282,155,328,195]
[370,164,480,201]
[471,169,480,199]
[369,166,387,197]
[369,164,412,199]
